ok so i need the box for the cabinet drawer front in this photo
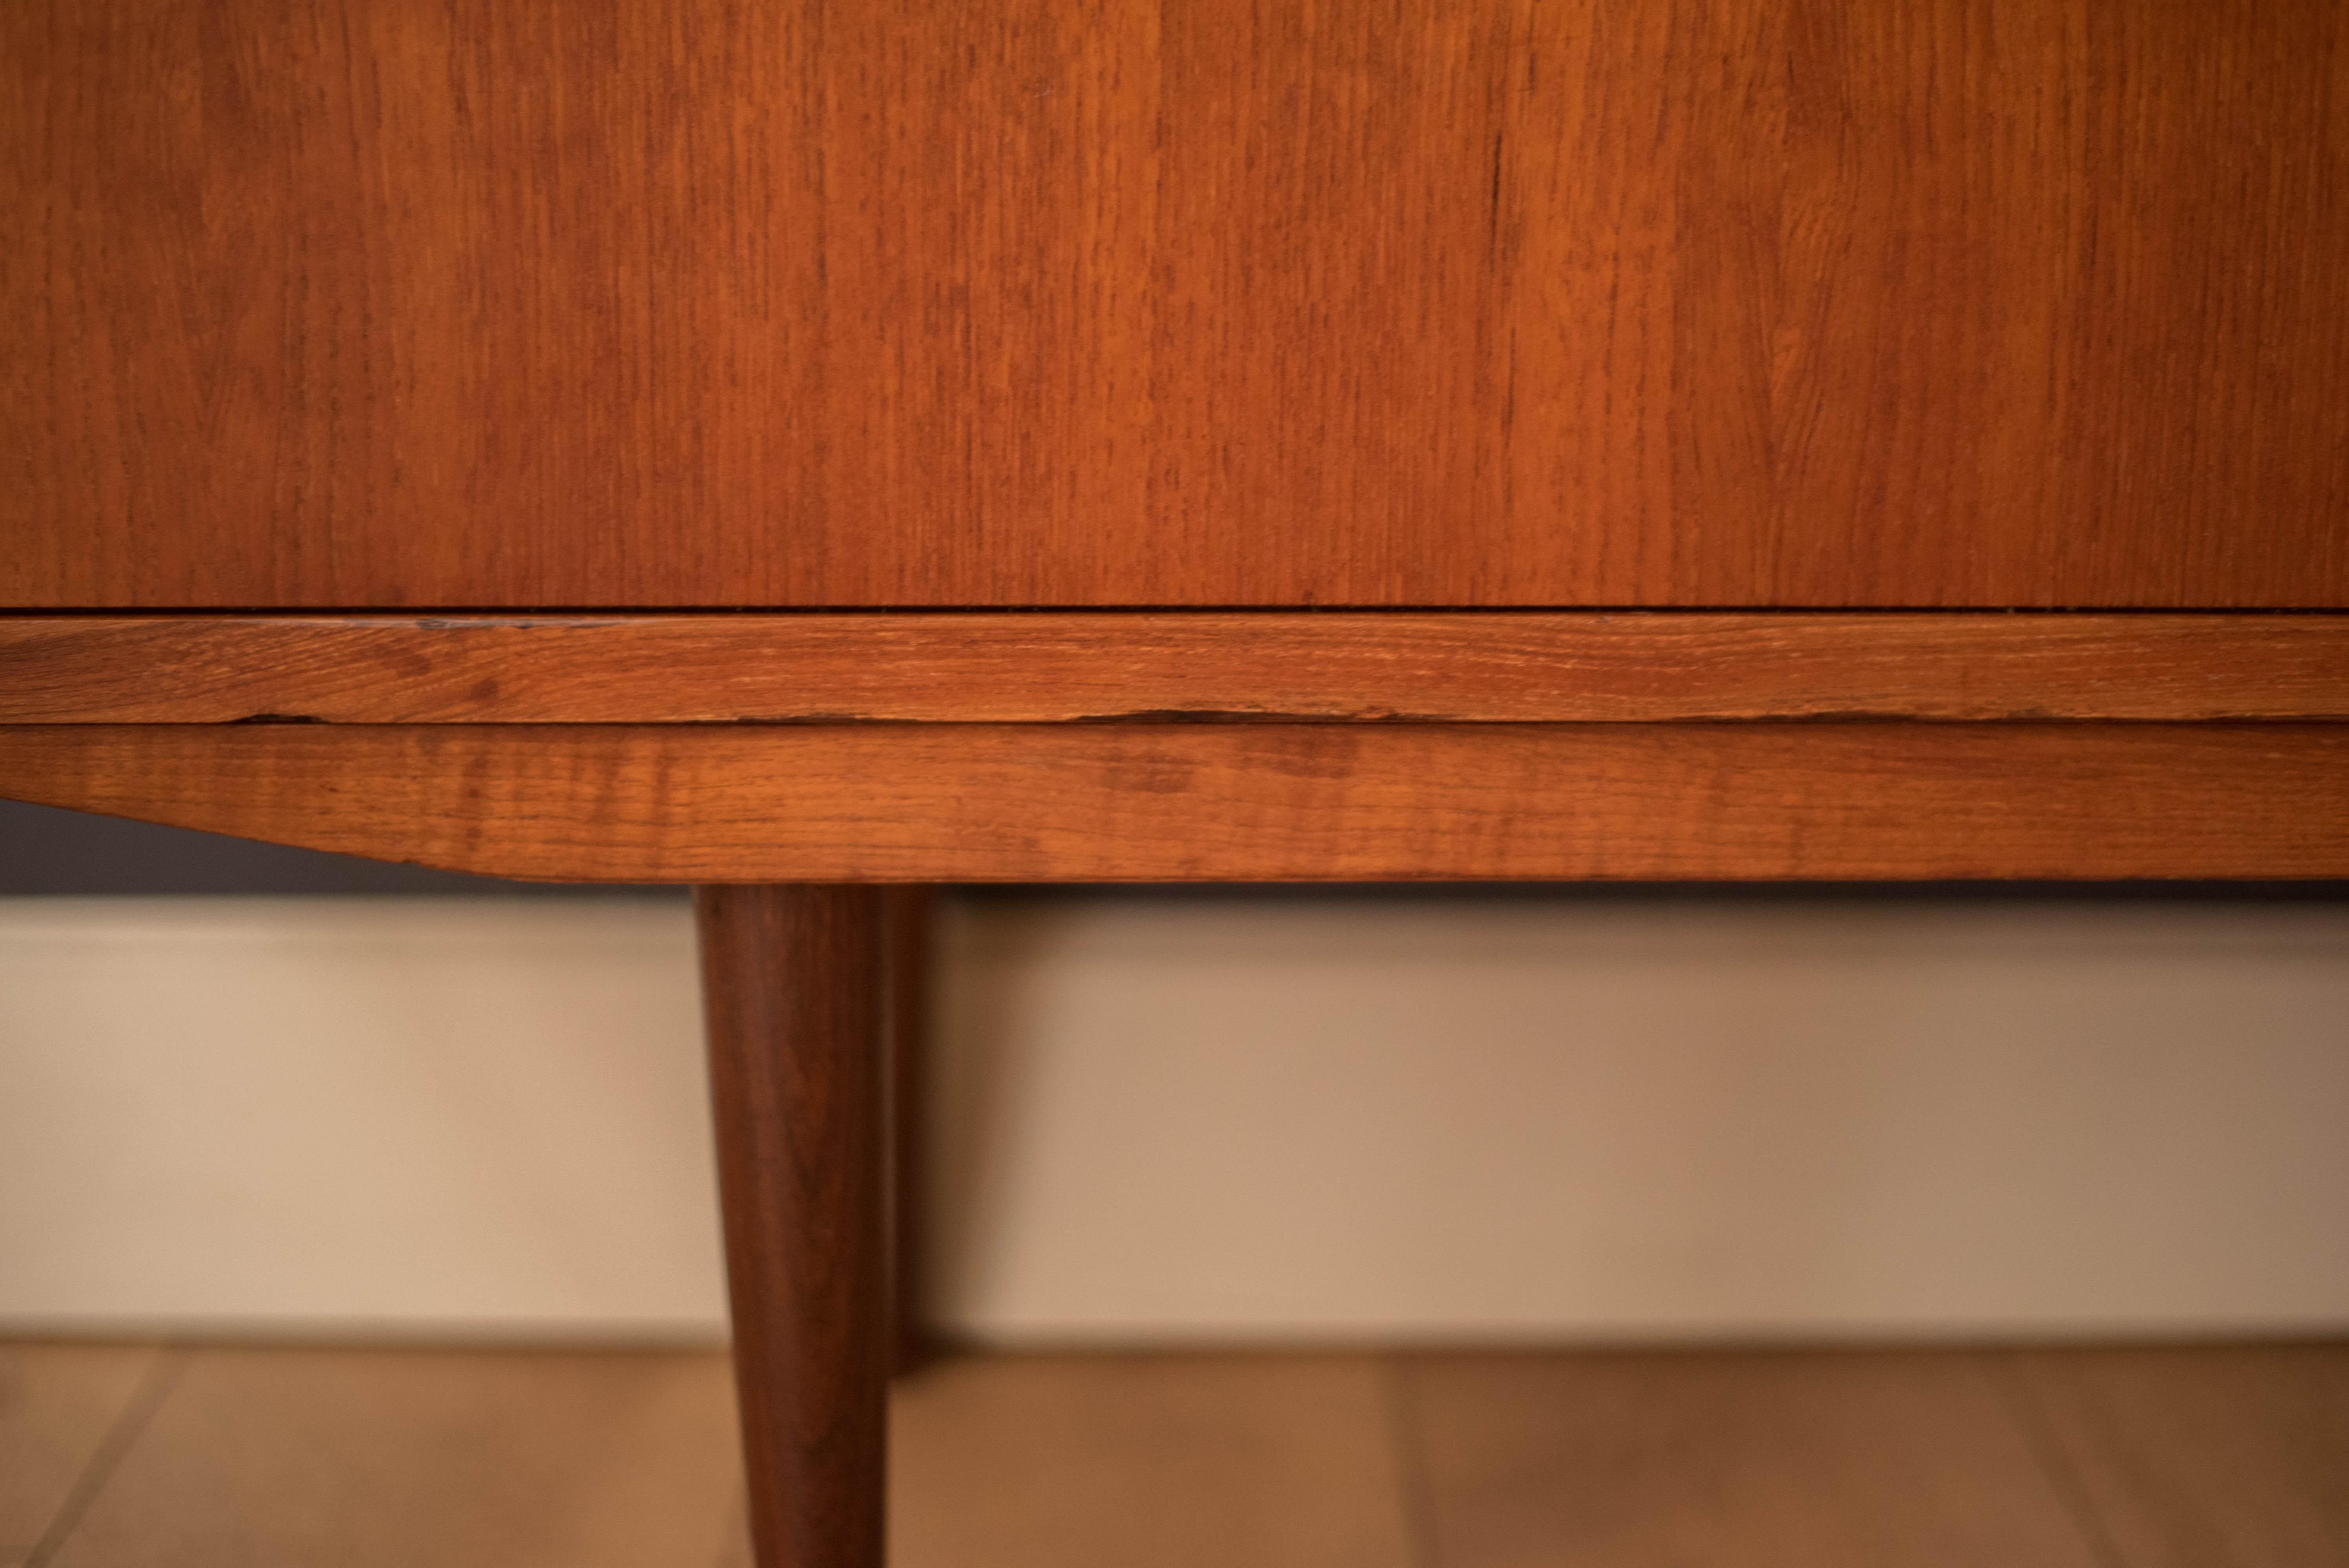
[6,0,2344,608]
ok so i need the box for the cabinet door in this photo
[5,0,2344,608]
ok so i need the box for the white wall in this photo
[2,894,2345,1345]
[0,900,721,1341]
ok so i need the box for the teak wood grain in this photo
[5,614,2346,725]
[6,0,2344,609]
[3,723,2344,883]
[698,886,889,1568]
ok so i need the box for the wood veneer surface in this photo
[6,0,2343,609]
[2012,1346,2349,1568]
[1403,1351,2105,1568]
[37,1349,748,1568]
[2,723,2343,883]
[14,1345,2344,1566]
[0,1344,166,1563]
[5,615,2347,725]
[878,1357,1418,1568]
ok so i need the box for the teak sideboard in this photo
[5,4,2347,1564]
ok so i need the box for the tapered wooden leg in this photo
[698,885,887,1568]
[882,886,935,1376]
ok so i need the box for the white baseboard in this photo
[4,894,2346,1345]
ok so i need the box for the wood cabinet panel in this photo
[5,0,2344,608]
